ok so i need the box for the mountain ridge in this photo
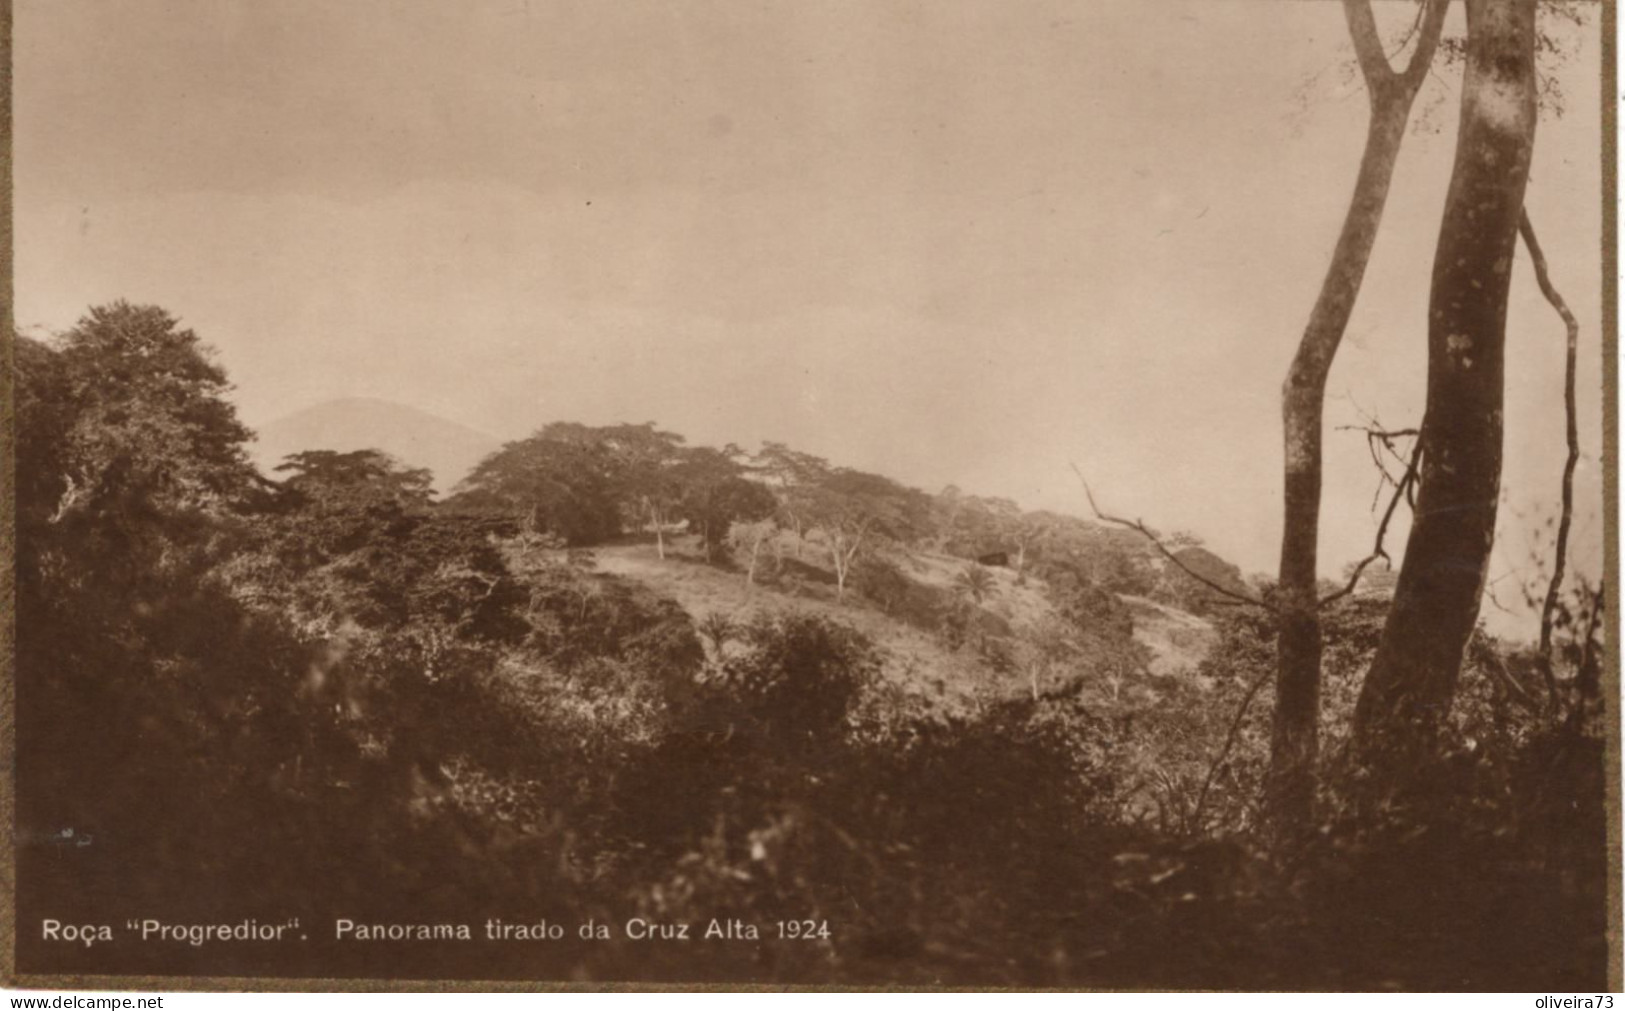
[250,396,503,493]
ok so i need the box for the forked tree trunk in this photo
[1351,0,1537,783]
[1271,0,1447,834]
[830,532,866,601]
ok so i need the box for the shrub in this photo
[697,613,883,751]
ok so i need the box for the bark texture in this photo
[1270,0,1447,832]
[1351,0,1538,780]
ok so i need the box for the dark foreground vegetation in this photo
[13,304,1609,987]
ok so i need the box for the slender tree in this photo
[755,442,831,560]
[595,423,687,559]
[1270,0,1449,831]
[804,469,923,600]
[1521,214,1582,708]
[728,518,780,586]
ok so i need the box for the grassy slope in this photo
[585,533,1216,711]
[590,537,988,714]
[1119,594,1222,679]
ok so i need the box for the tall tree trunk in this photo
[1271,0,1447,833]
[1351,0,1537,783]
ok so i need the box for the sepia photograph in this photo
[3,0,1618,991]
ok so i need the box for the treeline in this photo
[436,416,1252,615]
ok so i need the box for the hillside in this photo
[251,397,501,493]
[590,539,989,714]
[1120,594,1222,678]
[584,533,1216,712]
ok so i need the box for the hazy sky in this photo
[13,0,1607,632]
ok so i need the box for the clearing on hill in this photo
[585,534,1216,712]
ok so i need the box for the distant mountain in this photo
[250,397,502,494]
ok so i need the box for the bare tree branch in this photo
[1483,647,1541,711]
[1483,570,1522,616]
[1340,425,1421,442]
[1069,462,1271,610]
[1385,0,1429,63]
[1519,209,1580,709]
[1320,426,1423,606]
[1337,423,1421,493]
[1192,666,1275,832]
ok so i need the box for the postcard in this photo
[4,0,1616,991]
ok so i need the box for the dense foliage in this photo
[12,304,1608,987]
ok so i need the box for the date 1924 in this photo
[776,920,831,940]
